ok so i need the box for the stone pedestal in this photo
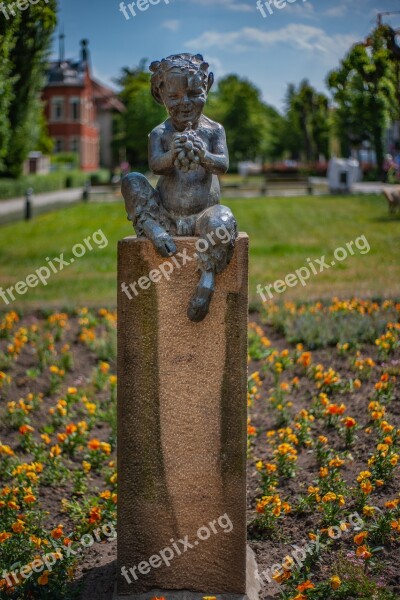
[117,235,249,596]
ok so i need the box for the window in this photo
[54,138,64,153]
[70,137,80,153]
[70,98,80,121]
[51,97,64,121]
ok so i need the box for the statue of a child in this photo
[121,53,238,322]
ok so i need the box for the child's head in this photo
[150,54,214,128]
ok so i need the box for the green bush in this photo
[0,171,94,200]
[262,301,398,349]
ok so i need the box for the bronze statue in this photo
[121,53,237,322]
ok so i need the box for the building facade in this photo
[42,39,124,171]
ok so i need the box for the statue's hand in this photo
[192,136,207,160]
[171,134,185,158]
[153,232,177,258]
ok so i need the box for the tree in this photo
[206,75,277,165]
[0,7,19,173]
[114,61,166,169]
[327,26,398,179]
[2,0,57,177]
[279,80,330,162]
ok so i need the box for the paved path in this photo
[0,187,83,223]
[352,182,394,194]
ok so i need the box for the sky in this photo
[53,0,400,111]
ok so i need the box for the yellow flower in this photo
[357,471,371,482]
[329,456,345,468]
[330,575,341,590]
[363,506,376,517]
[85,402,97,415]
[100,442,112,455]
[322,492,337,503]
[82,461,91,473]
[50,445,62,458]
[360,480,373,495]
[24,493,36,504]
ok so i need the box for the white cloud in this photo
[324,4,348,17]
[185,24,358,61]
[162,19,181,31]
[186,0,253,12]
[205,56,227,79]
[284,1,316,19]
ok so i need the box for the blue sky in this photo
[54,0,400,111]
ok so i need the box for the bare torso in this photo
[150,116,224,217]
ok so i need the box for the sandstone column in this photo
[117,234,248,597]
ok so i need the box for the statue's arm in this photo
[200,125,229,175]
[148,129,175,175]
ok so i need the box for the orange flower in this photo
[0,532,12,543]
[354,531,368,546]
[51,525,64,540]
[328,403,346,415]
[19,424,34,435]
[88,439,101,450]
[298,352,311,368]
[297,580,314,592]
[38,571,50,585]
[319,467,328,478]
[12,520,25,533]
[66,424,77,435]
[356,545,372,559]
[88,506,102,523]
[343,416,357,428]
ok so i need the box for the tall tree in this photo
[281,80,331,162]
[327,25,398,178]
[114,61,166,169]
[2,0,57,177]
[206,75,275,165]
[0,5,19,172]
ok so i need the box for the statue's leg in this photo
[121,172,176,258]
[187,205,238,323]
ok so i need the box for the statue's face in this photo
[161,69,207,128]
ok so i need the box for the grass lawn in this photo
[0,194,398,309]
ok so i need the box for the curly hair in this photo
[149,53,214,105]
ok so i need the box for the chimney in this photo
[80,39,90,64]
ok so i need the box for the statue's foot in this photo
[187,270,215,323]
[153,232,177,257]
